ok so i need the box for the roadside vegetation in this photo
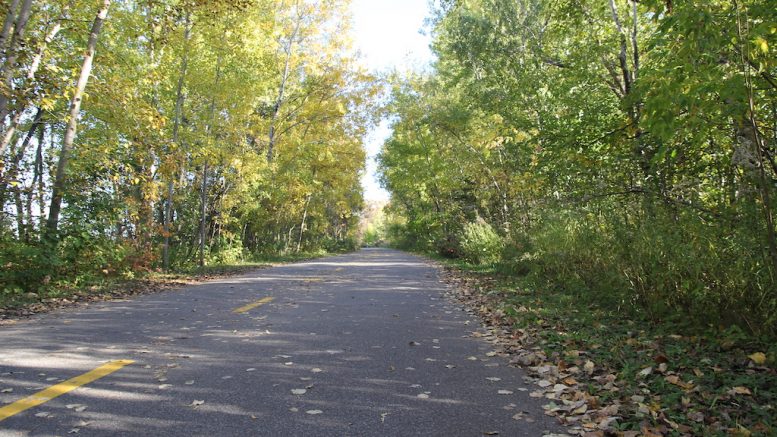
[0,0,375,308]
[377,0,776,435]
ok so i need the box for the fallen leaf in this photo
[748,352,766,365]
[190,400,205,407]
[728,386,752,396]
[584,360,595,374]
[688,411,704,422]
[291,389,307,395]
[572,404,588,415]
[305,409,323,415]
[486,377,501,382]
[417,393,430,399]
[311,368,323,373]
[638,367,653,377]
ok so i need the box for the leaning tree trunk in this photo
[0,105,41,207]
[45,0,111,242]
[0,0,21,58]
[0,8,66,155]
[0,0,34,145]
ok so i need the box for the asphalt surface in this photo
[0,248,566,436]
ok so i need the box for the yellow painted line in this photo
[0,359,134,422]
[233,296,274,314]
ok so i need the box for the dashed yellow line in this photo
[233,296,274,314]
[0,359,134,422]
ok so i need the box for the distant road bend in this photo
[0,248,565,436]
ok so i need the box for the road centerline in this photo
[233,296,274,314]
[0,359,135,422]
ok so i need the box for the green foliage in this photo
[459,220,503,265]
[0,240,54,294]
[361,226,383,246]
[206,237,248,265]
[379,0,777,340]
[0,0,376,299]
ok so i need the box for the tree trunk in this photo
[26,121,44,239]
[0,106,41,207]
[296,194,311,252]
[198,46,224,267]
[267,11,301,163]
[163,14,191,270]
[199,162,207,267]
[0,9,65,155]
[5,107,42,241]
[0,0,34,137]
[0,0,21,58]
[45,0,111,241]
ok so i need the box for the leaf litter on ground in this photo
[439,262,776,436]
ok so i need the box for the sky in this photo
[349,0,435,202]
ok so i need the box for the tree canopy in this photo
[0,0,377,291]
[379,0,777,335]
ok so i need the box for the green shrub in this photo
[514,204,777,336]
[459,220,504,265]
[0,240,55,295]
[207,238,248,265]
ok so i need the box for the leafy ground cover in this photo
[436,258,776,437]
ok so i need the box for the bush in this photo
[207,238,248,265]
[459,220,504,265]
[515,205,777,336]
[0,240,55,295]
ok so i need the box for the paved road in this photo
[0,248,565,436]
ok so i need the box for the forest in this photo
[379,0,777,337]
[0,0,376,299]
